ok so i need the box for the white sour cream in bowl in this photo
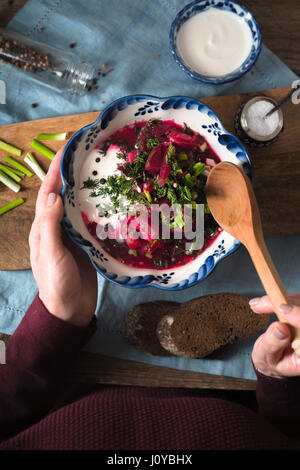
[170,1,261,84]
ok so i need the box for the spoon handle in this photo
[247,236,300,356]
[264,84,300,118]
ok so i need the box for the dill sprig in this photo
[81,173,149,208]
[80,120,208,212]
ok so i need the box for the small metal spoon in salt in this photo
[239,96,283,144]
[264,84,300,119]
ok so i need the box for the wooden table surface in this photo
[0,0,299,391]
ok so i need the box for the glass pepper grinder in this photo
[0,27,96,96]
[234,96,284,148]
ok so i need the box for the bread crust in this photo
[123,293,270,358]
[122,301,179,355]
[157,293,270,358]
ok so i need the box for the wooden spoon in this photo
[206,161,300,356]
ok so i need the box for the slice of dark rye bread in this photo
[122,301,180,356]
[156,293,270,358]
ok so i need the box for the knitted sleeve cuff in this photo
[7,294,97,375]
[254,361,300,420]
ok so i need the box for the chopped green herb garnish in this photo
[24,152,46,181]
[0,139,22,156]
[174,207,185,229]
[183,123,195,136]
[193,162,206,176]
[116,152,125,160]
[204,203,211,214]
[144,190,152,203]
[30,139,55,161]
[0,197,24,215]
[81,173,148,208]
[184,185,192,199]
[185,173,195,187]
[4,156,33,177]
[6,167,24,177]
[146,137,159,150]
[35,132,68,141]
[0,169,21,192]
[0,164,22,182]
[81,176,100,191]
[80,118,218,269]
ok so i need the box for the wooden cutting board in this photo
[0,86,299,270]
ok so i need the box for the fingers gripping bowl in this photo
[60,95,253,290]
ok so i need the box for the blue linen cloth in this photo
[0,0,299,380]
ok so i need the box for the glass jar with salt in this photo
[234,96,283,147]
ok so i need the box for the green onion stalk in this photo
[0,198,24,215]
[0,169,21,192]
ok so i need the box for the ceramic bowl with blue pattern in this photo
[61,95,253,290]
[170,0,262,84]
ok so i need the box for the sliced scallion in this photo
[35,132,68,141]
[193,162,206,176]
[6,167,25,177]
[0,164,22,182]
[24,152,46,181]
[185,173,195,187]
[177,152,188,161]
[0,139,22,156]
[144,190,152,203]
[184,185,192,199]
[4,156,33,177]
[204,203,211,214]
[0,169,21,192]
[174,209,185,229]
[30,139,55,161]
[0,197,24,216]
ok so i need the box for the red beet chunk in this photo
[145,145,164,174]
[127,150,137,163]
[168,131,200,148]
[157,148,171,186]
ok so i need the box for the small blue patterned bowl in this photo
[60,95,253,290]
[170,0,262,84]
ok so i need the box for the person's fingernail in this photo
[273,326,287,340]
[249,297,261,306]
[47,192,57,207]
[279,304,293,314]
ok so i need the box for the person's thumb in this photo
[39,192,65,256]
[252,321,291,371]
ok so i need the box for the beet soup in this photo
[80,119,221,270]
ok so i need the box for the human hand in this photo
[29,148,98,327]
[251,294,300,378]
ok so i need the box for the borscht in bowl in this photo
[61,95,253,290]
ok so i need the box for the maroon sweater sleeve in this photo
[255,367,300,438]
[0,295,97,442]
